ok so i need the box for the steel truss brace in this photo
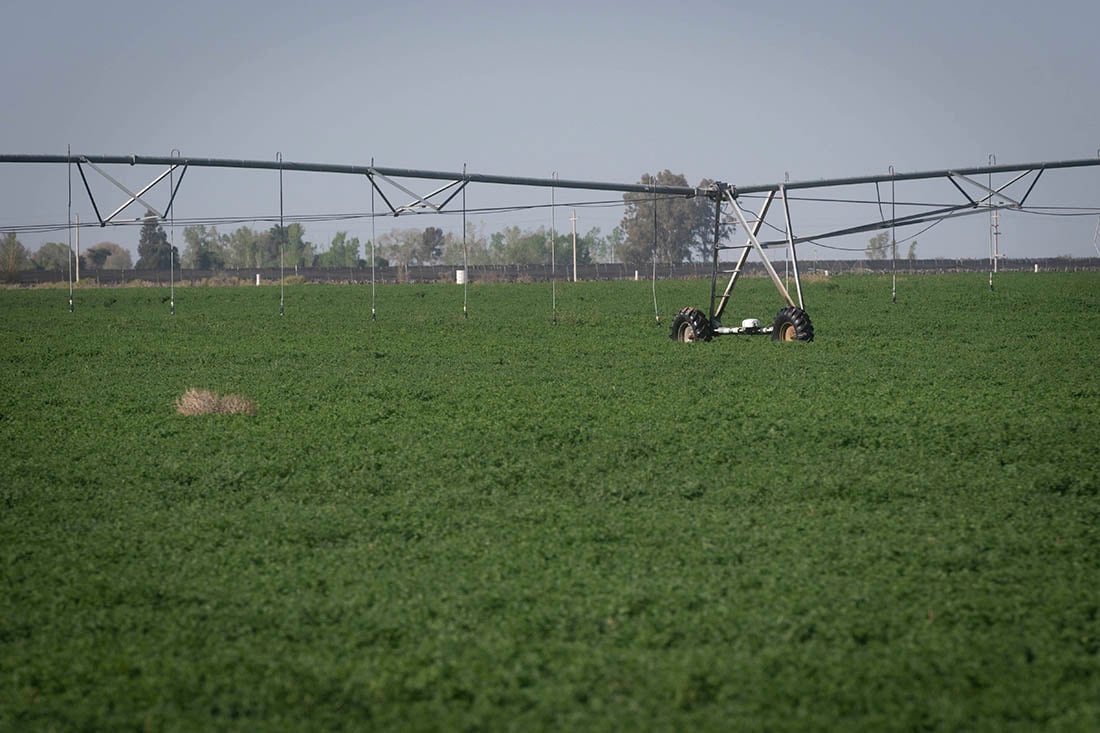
[711,190,775,322]
[707,166,1051,324]
[364,170,470,217]
[749,167,1047,249]
[724,188,800,312]
[946,167,1042,209]
[75,157,187,226]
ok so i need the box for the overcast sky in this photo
[3,0,1099,260]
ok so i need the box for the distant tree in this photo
[223,227,250,268]
[182,225,226,269]
[254,229,282,268]
[907,241,918,260]
[866,231,891,260]
[490,225,548,265]
[32,242,72,272]
[1,232,30,281]
[377,229,421,269]
[620,171,725,265]
[420,226,446,263]
[583,226,618,263]
[547,228,592,269]
[488,230,507,264]
[82,246,110,272]
[441,222,489,266]
[83,242,132,270]
[282,223,314,270]
[222,226,269,268]
[135,212,178,269]
[315,231,361,269]
[606,226,625,263]
[571,229,594,266]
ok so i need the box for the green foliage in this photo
[421,226,445,263]
[31,242,71,272]
[135,212,179,270]
[82,242,132,271]
[866,231,891,259]
[283,223,314,269]
[621,172,727,264]
[1,231,30,280]
[181,225,226,269]
[164,219,687,271]
[2,274,1098,730]
[220,225,285,269]
[315,231,361,269]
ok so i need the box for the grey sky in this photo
[3,0,1099,260]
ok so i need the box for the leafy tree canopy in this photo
[32,242,71,272]
[1,232,30,281]
[620,172,728,265]
[83,242,132,270]
[866,231,891,260]
[135,212,178,270]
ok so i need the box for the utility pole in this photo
[570,210,577,282]
[75,213,80,282]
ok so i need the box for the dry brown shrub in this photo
[176,388,256,416]
[217,394,258,415]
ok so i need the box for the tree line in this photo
[2,170,733,280]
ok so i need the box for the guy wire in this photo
[651,188,659,324]
[462,163,468,319]
[370,158,377,321]
[67,145,73,312]
[278,152,285,316]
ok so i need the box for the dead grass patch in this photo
[176,388,257,416]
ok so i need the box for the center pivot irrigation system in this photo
[3,152,1100,342]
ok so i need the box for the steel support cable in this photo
[793,217,946,252]
[891,166,897,304]
[462,163,468,320]
[170,149,178,315]
[0,195,649,237]
[651,189,660,324]
[67,146,73,312]
[744,207,944,252]
[1015,208,1100,217]
[551,173,557,325]
[988,154,997,292]
[370,157,376,321]
[741,191,986,209]
[278,152,285,316]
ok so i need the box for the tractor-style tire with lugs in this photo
[670,307,713,343]
[771,306,814,342]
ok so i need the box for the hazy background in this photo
[3,0,1098,261]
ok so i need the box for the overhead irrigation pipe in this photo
[4,151,1100,201]
[732,156,1100,195]
[0,154,703,197]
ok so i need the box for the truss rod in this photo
[712,190,775,322]
[948,168,1034,208]
[725,190,796,309]
[755,200,998,248]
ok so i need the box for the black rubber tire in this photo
[771,306,814,342]
[670,307,713,343]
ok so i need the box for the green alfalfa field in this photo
[1,273,1097,731]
